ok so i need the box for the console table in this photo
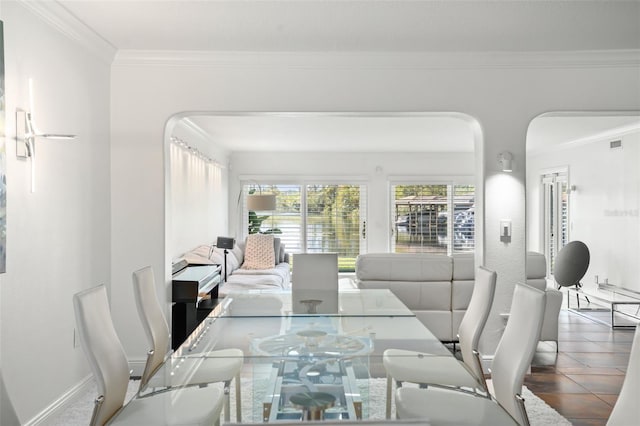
[567,284,640,328]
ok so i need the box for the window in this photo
[542,172,569,275]
[243,183,367,272]
[391,184,475,254]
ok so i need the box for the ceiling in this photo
[528,115,640,153]
[57,0,640,153]
[60,1,640,52]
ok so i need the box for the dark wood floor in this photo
[525,308,636,425]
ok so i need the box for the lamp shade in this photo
[247,194,276,211]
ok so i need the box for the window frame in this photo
[239,177,369,272]
[388,176,475,255]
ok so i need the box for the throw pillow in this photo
[232,244,244,265]
[279,244,286,263]
[273,238,281,265]
[243,234,276,270]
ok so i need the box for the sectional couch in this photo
[183,239,291,296]
[355,253,475,342]
[355,251,561,345]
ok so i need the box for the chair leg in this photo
[89,396,104,426]
[235,371,242,422]
[516,393,530,426]
[385,373,392,419]
[223,380,231,423]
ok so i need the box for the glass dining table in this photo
[126,289,517,425]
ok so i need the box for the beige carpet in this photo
[45,377,571,425]
[228,377,571,425]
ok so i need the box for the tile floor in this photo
[525,308,636,426]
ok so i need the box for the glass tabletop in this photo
[130,290,516,425]
[213,289,416,317]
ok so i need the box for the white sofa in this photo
[355,251,562,345]
[355,253,475,342]
[183,241,291,296]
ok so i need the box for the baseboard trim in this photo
[24,375,93,426]
[25,358,147,426]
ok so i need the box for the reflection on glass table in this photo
[128,290,516,424]
[218,289,416,317]
[251,319,373,421]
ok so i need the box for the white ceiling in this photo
[60,1,640,52]
[56,0,640,152]
[528,115,640,153]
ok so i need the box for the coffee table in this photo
[567,284,640,328]
[127,289,517,424]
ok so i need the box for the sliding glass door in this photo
[243,183,367,272]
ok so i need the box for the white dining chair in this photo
[606,324,640,425]
[383,266,497,418]
[73,285,224,426]
[133,266,244,423]
[395,282,546,426]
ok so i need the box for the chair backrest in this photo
[73,285,129,426]
[458,266,497,383]
[132,266,171,386]
[607,324,640,425]
[492,282,546,425]
[292,253,339,314]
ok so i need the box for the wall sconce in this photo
[16,109,77,192]
[498,151,514,172]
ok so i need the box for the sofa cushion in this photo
[415,311,454,342]
[358,280,451,311]
[356,253,452,282]
[243,234,276,270]
[183,245,215,265]
[221,263,291,295]
[452,253,474,280]
[452,280,475,310]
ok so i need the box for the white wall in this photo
[229,150,475,252]
[168,119,230,258]
[527,130,640,293]
[0,3,635,422]
[0,2,112,423]
[110,51,640,368]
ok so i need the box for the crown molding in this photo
[17,0,116,64]
[179,117,216,143]
[113,49,640,70]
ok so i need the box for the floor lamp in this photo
[216,237,235,282]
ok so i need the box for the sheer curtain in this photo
[170,140,225,257]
